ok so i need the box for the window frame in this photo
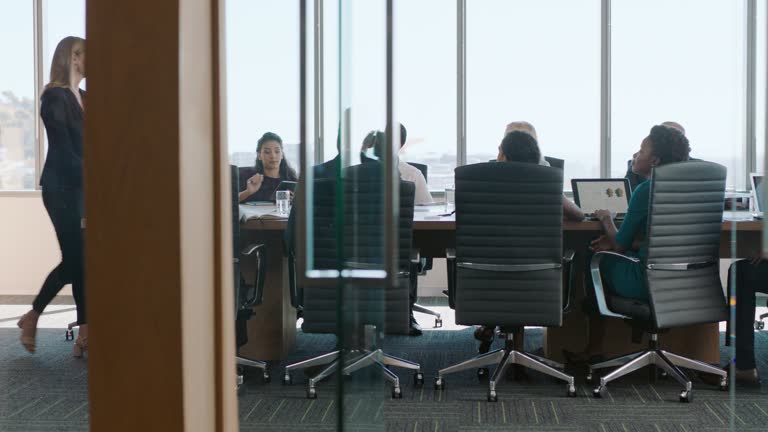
[305,0,763,192]
[8,0,764,194]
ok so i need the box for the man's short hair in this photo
[500,131,541,164]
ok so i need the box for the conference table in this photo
[238,204,764,364]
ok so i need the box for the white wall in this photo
[0,194,64,295]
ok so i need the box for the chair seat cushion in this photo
[608,296,651,322]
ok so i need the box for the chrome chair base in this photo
[236,356,269,388]
[587,343,727,403]
[435,333,576,401]
[283,349,422,399]
[413,303,443,327]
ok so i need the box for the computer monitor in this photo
[571,178,632,218]
[750,173,764,218]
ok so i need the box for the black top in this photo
[238,167,284,202]
[40,87,85,189]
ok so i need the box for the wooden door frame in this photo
[84,0,237,430]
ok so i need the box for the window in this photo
[758,0,766,174]
[225,0,301,172]
[43,0,86,158]
[395,0,457,189]
[0,1,35,191]
[611,0,747,189]
[466,0,601,187]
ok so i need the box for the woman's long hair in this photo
[254,132,298,181]
[45,36,85,90]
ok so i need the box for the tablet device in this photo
[276,181,297,192]
[571,178,632,218]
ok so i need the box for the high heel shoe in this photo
[73,334,88,358]
[17,310,39,354]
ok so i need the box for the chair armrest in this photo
[446,249,456,309]
[562,249,576,313]
[589,252,635,319]
[563,250,575,263]
[241,244,263,257]
[240,243,267,307]
[410,249,421,264]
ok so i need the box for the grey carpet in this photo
[1,321,767,431]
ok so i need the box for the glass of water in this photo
[276,190,291,215]
[444,184,455,213]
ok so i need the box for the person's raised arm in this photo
[238,174,264,202]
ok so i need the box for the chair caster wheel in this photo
[487,391,498,402]
[719,379,728,391]
[755,321,765,331]
[414,372,424,386]
[236,374,244,387]
[434,377,445,390]
[307,388,317,399]
[593,386,607,398]
[283,373,292,385]
[585,371,594,384]
[658,370,669,379]
[392,387,403,399]
[65,330,74,341]
[567,384,577,397]
[435,318,443,328]
[679,390,692,403]
[263,371,271,383]
[477,368,489,380]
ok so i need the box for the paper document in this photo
[239,204,288,221]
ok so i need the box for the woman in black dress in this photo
[18,36,88,357]
[238,132,298,202]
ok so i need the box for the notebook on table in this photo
[571,178,632,220]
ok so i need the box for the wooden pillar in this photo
[84,0,237,430]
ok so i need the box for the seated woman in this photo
[475,130,585,351]
[564,124,690,363]
[239,132,298,202]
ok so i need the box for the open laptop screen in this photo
[571,178,632,216]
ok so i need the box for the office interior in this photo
[1,0,767,431]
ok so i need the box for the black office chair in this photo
[230,165,269,388]
[283,164,423,399]
[407,162,428,182]
[435,161,577,401]
[489,155,564,172]
[544,156,564,171]
[403,161,442,327]
[587,161,728,402]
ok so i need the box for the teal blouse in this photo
[601,180,650,300]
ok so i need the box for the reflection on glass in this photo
[466,0,601,187]
[0,1,35,190]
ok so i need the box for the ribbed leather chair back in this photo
[301,163,413,335]
[645,161,727,329]
[454,162,564,327]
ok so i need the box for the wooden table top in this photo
[242,205,764,233]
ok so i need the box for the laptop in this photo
[571,178,633,220]
[750,173,764,219]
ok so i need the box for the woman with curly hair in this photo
[565,125,690,363]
